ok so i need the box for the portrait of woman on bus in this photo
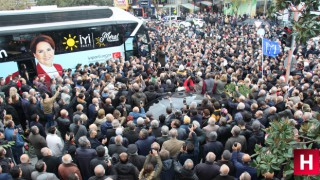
[30,34,63,84]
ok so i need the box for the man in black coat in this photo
[156,125,170,148]
[90,146,113,176]
[29,114,46,138]
[247,121,265,155]
[123,122,139,144]
[194,152,220,180]
[149,120,162,138]
[88,165,113,180]
[213,164,234,180]
[216,118,232,146]
[108,135,127,156]
[103,98,115,115]
[174,159,199,180]
[28,97,44,123]
[18,154,35,180]
[144,85,161,103]
[75,136,97,180]
[127,144,146,171]
[113,152,139,180]
[40,147,61,177]
[203,131,224,162]
[215,150,236,177]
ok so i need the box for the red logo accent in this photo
[112,52,121,59]
[294,149,319,175]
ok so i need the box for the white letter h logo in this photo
[300,154,313,170]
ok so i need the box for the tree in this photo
[0,0,31,10]
[252,118,320,179]
[229,0,241,16]
[274,0,320,44]
[36,0,113,7]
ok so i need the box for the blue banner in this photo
[262,38,281,57]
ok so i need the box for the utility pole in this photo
[169,6,171,27]
[285,3,305,84]
[263,0,267,16]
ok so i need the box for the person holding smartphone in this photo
[139,148,163,180]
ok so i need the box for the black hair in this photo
[35,160,45,172]
[10,166,21,178]
[96,145,105,157]
[159,114,166,124]
[48,126,56,134]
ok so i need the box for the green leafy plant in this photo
[252,119,296,178]
[225,83,250,98]
[274,0,320,45]
[252,118,320,179]
[0,141,15,148]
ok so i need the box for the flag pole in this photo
[261,38,264,79]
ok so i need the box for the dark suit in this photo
[203,140,224,161]
[150,127,162,138]
[103,104,115,115]
[106,129,116,144]
[28,104,44,121]
[28,133,47,159]
[29,121,46,138]
[194,162,220,180]
[135,136,155,156]
[90,157,112,176]
[156,135,170,147]
[123,130,139,144]
[128,154,146,171]
[108,144,127,156]
[76,147,97,180]
[21,98,30,120]
[41,155,61,177]
[215,160,236,176]
[213,174,234,180]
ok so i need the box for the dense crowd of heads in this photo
[0,11,319,180]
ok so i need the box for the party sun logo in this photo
[95,37,106,47]
[63,34,79,51]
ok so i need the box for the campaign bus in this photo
[0,6,150,81]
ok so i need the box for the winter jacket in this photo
[139,155,163,180]
[160,159,175,180]
[129,107,146,124]
[135,136,156,156]
[113,162,139,180]
[194,162,220,180]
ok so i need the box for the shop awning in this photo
[164,4,178,8]
[200,1,212,6]
[180,3,200,11]
[213,0,223,4]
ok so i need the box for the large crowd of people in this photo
[0,10,320,180]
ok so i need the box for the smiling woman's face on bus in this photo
[33,41,55,67]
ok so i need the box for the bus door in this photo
[124,36,135,60]
[17,59,37,81]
